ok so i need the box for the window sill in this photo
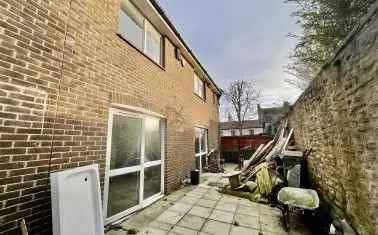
[117,33,165,71]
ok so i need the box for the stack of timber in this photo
[222,120,295,203]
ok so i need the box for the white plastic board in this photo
[51,164,104,235]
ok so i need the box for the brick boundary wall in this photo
[0,0,220,234]
[286,3,378,235]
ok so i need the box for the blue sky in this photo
[157,0,303,110]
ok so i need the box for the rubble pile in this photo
[221,120,296,203]
[219,120,322,232]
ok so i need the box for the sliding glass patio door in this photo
[104,109,164,224]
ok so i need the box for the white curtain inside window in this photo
[198,79,204,98]
[194,74,199,95]
[145,21,162,64]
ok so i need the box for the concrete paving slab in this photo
[239,198,257,206]
[202,220,231,235]
[259,206,282,216]
[193,186,209,193]
[215,202,237,213]
[208,209,234,224]
[218,196,240,205]
[148,221,173,231]
[196,198,217,208]
[260,215,288,234]
[234,214,260,230]
[186,191,205,198]
[165,187,193,202]
[170,226,199,235]
[168,202,193,213]
[120,199,172,230]
[178,195,201,205]
[259,214,281,226]
[230,225,260,235]
[203,190,222,201]
[138,227,167,235]
[177,214,206,230]
[156,210,185,225]
[188,206,212,218]
[236,204,260,217]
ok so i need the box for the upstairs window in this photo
[213,92,218,105]
[119,0,163,66]
[194,73,205,100]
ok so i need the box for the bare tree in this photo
[284,62,316,90]
[223,80,260,164]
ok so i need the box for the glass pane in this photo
[119,0,144,50]
[107,172,140,217]
[145,117,161,162]
[196,156,200,170]
[144,165,161,199]
[198,79,204,98]
[110,115,142,169]
[194,75,198,95]
[201,154,207,169]
[145,22,162,64]
[201,129,207,153]
[195,128,201,154]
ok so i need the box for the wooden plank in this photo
[281,129,293,153]
[249,140,273,165]
[241,144,264,172]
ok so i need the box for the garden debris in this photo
[222,120,295,202]
[219,120,322,232]
[255,164,275,196]
[245,181,258,192]
[330,219,357,235]
[206,149,224,173]
[220,119,319,210]
[223,171,242,188]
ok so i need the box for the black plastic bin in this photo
[190,170,200,185]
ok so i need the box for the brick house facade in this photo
[0,0,221,233]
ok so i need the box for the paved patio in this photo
[107,168,311,235]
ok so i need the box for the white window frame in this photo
[194,73,205,100]
[119,0,163,65]
[103,108,165,225]
[195,127,208,171]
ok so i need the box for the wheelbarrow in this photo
[277,187,319,231]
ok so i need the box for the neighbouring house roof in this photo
[220,120,262,130]
[142,0,222,96]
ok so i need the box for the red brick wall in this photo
[0,0,220,233]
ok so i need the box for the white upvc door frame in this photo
[103,108,165,225]
[195,127,208,172]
